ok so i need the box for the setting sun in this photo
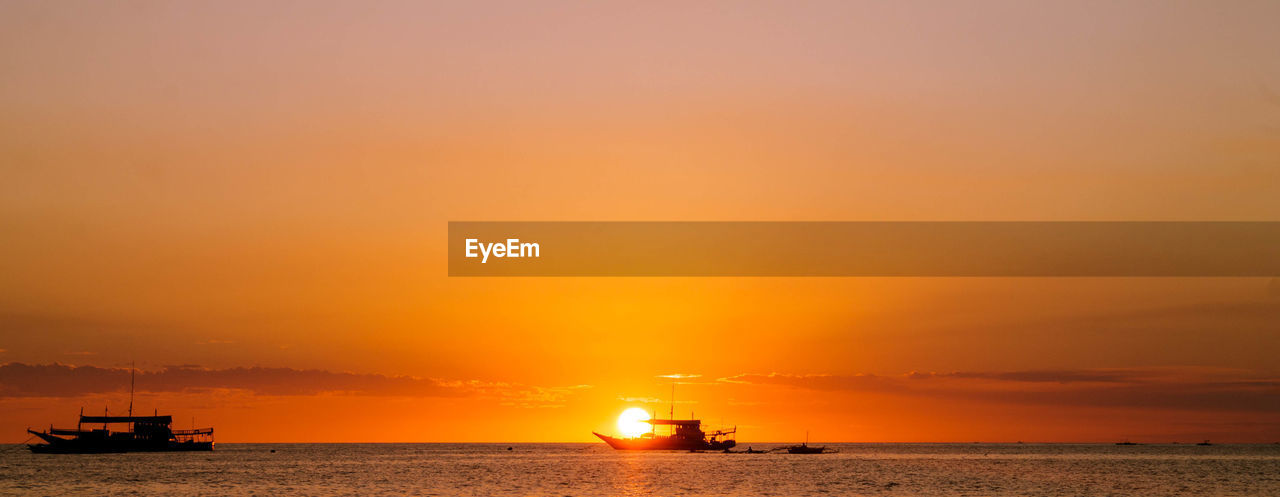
[616,408,651,438]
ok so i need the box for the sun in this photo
[616,407,651,438]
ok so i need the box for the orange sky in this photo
[1,0,1278,443]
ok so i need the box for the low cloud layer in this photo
[719,368,1280,413]
[0,363,587,407]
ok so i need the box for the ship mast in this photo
[669,382,675,420]
[128,361,135,431]
[128,362,135,417]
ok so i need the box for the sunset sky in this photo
[2,0,1278,443]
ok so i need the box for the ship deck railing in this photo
[172,428,215,443]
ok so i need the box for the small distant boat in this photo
[1115,441,1140,446]
[1197,440,1213,446]
[722,446,769,454]
[786,443,827,454]
[784,431,829,454]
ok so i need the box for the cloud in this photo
[619,396,665,403]
[618,396,695,404]
[906,370,1144,383]
[718,368,1280,413]
[483,383,592,408]
[656,373,702,379]
[0,363,587,407]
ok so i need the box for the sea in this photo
[2,443,1278,496]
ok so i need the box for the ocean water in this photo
[2,443,1278,496]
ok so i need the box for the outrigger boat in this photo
[594,417,736,451]
[785,442,827,454]
[783,431,829,454]
[594,383,736,451]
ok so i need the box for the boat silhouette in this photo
[785,443,827,454]
[594,418,736,451]
[783,431,829,454]
[28,412,214,453]
[25,364,214,453]
[595,382,736,451]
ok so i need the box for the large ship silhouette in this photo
[25,364,214,453]
[27,411,214,453]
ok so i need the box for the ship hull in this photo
[28,441,214,454]
[593,432,735,451]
